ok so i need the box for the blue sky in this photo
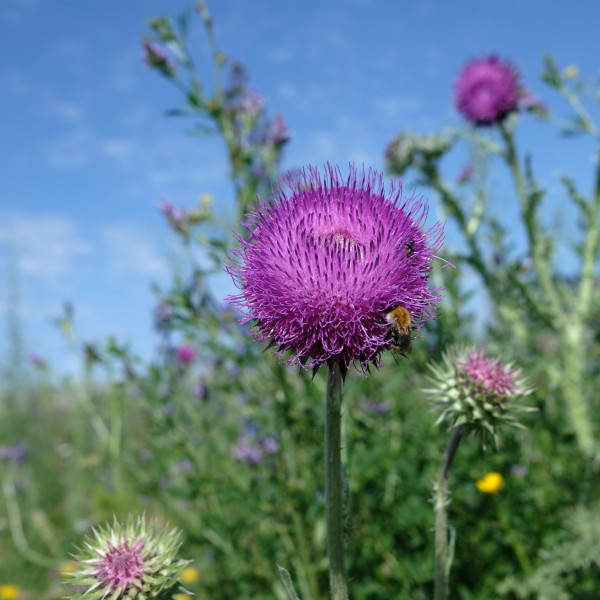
[2,0,600,376]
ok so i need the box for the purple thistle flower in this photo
[176,344,196,365]
[457,349,517,397]
[454,55,520,126]
[67,515,188,600]
[226,163,444,376]
[425,347,535,444]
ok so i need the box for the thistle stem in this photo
[434,425,464,600]
[325,364,349,600]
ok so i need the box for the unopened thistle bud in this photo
[66,515,189,600]
[425,347,535,445]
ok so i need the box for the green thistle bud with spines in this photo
[424,347,535,446]
[66,515,190,600]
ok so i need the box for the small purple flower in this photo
[226,164,444,376]
[176,344,196,365]
[232,443,263,465]
[454,55,520,125]
[239,90,266,116]
[261,436,279,454]
[0,443,27,465]
[194,382,209,400]
[518,87,550,119]
[153,302,173,331]
[456,165,474,185]
[227,61,247,92]
[28,353,47,370]
[157,199,189,234]
[364,401,390,416]
[142,39,177,77]
[267,114,292,146]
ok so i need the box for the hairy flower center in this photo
[312,230,365,259]
[95,541,146,588]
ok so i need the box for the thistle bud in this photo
[66,515,189,600]
[425,347,535,445]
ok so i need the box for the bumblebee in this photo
[385,306,412,357]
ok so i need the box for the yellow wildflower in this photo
[476,471,504,494]
[61,559,79,577]
[0,584,20,600]
[180,566,200,584]
[174,595,192,600]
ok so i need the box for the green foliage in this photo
[1,5,599,600]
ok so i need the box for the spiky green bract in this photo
[66,515,189,600]
[424,347,535,446]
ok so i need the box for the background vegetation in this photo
[1,4,599,599]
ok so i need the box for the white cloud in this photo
[101,224,168,278]
[41,96,87,124]
[371,95,422,118]
[99,138,137,167]
[0,213,92,285]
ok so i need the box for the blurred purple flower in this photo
[194,382,209,400]
[267,114,292,146]
[157,199,189,234]
[261,436,279,454]
[511,464,529,477]
[232,443,263,465]
[153,302,173,332]
[176,344,196,365]
[227,61,247,92]
[28,353,47,370]
[0,443,27,465]
[457,165,474,185]
[457,349,517,396]
[518,87,550,118]
[364,401,390,416]
[455,55,520,125]
[142,39,177,77]
[226,163,444,376]
[240,90,266,116]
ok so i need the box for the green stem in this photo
[499,123,563,321]
[501,123,595,456]
[325,364,349,600]
[434,425,464,600]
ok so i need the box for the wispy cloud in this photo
[41,96,87,124]
[101,224,168,278]
[0,213,92,285]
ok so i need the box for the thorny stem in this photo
[434,425,464,600]
[499,123,563,321]
[325,364,349,600]
[500,123,596,457]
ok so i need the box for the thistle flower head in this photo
[454,55,520,125]
[176,344,196,365]
[226,163,444,377]
[425,347,535,444]
[67,515,189,600]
